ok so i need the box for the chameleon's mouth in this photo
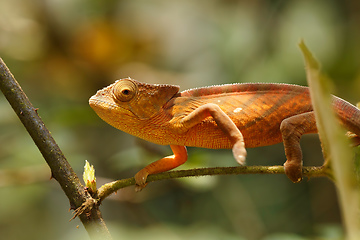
[89,95,117,110]
[89,93,136,121]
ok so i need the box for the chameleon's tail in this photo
[348,134,360,147]
[333,96,360,146]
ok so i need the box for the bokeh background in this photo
[1,0,360,239]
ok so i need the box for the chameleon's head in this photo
[89,78,180,129]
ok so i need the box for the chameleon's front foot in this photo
[284,160,303,183]
[134,170,149,191]
[134,145,188,191]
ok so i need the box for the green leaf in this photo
[299,40,360,240]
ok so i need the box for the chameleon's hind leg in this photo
[280,112,317,182]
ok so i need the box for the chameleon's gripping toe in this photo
[133,145,188,191]
[283,160,303,183]
[134,170,149,191]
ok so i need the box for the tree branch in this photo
[97,165,332,201]
[0,58,112,240]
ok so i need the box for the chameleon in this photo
[89,78,360,189]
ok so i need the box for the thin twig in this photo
[0,58,112,240]
[97,165,332,201]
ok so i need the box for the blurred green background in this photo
[1,0,360,239]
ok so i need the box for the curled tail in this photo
[332,96,360,146]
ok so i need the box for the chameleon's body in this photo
[89,78,360,188]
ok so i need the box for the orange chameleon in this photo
[89,78,360,189]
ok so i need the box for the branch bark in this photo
[0,58,112,240]
[97,165,332,202]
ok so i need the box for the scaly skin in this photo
[89,78,360,189]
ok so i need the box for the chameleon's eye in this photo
[113,79,137,102]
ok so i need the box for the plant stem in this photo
[0,58,112,240]
[97,165,331,201]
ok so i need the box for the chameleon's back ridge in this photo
[180,82,308,98]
